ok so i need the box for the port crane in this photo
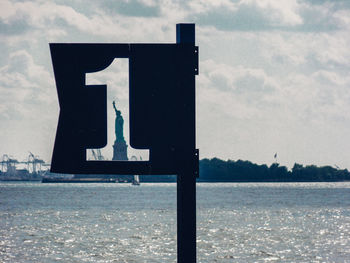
[90,149,104,161]
[27,152,45,174]
[0,154,18,173]
[0,152,47,176]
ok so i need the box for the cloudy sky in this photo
[1,0,350,169]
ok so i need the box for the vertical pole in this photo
[176,23,197,263]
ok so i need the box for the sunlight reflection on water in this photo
[1,182,350,262]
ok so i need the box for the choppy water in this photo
[1,182,350,262]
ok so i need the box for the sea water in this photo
[1,182,350,262]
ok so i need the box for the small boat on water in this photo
[130,155,141,186]
[132,175,140,186]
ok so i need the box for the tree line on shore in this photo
[197,158,350,182]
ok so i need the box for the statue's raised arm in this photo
[113,100,122,116]
[113,100,118,113]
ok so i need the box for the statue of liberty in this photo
[113,100,125,142]
[112,100,128,167]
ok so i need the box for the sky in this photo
[1,0,350,169]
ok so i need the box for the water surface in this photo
[1,182,349,262]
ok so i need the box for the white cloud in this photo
[201,59,278,97]
[240,0,303,26]
[0,49,56,121]
[0,0,154,39]
[0,0,17,21]
[312,70,348,86]
[333,9,350,29]
[187,0,238,14]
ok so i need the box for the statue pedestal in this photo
[112,140,128,161]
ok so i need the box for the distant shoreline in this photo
[1,158,349,183]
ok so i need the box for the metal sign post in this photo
[176,24,197,263]
[49,23,199,262]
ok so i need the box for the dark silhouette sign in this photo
[50,23,198,262]
[50,30,198,175]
